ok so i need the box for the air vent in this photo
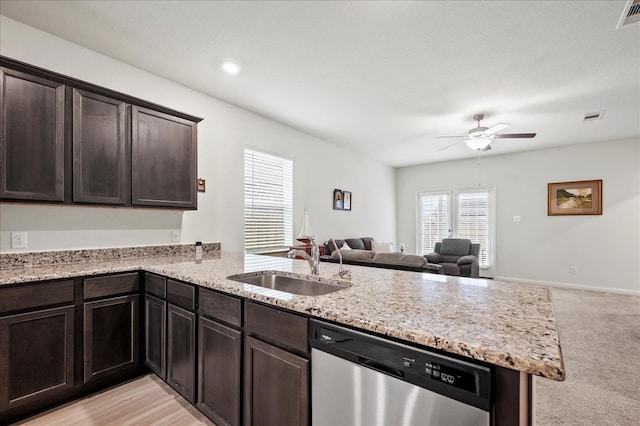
[616,0,640,29]
[583,110,605,122]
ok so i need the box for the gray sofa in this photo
[425,238,480,278]
[321,237,443,274]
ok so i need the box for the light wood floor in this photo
[14,374,215,426]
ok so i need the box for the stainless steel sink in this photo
[227,272,348,296]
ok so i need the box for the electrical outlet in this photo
[11,232,27,249]
[513,216,521,223]
[171,230,181,242]
[570,266,578,274]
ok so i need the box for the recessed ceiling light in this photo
[221,61,241,75]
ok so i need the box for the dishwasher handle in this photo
[358,357,405,380]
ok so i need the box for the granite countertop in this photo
[0,250,565,381]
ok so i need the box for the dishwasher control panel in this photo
[310,319,493,412]
[399,354,478,394]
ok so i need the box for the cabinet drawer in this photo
[145,273,166,299]
[245,302,308,354]
[84,273,139,300]
[167,279,196,311]
[0,280,74,314]
[199,289,242,328]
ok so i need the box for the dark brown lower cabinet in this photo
[197,316,242,426]
[167,303,196,403]
[144,294,166,379]
[245,336,309,426]
[0,305,74,411]
[83,295,139,383]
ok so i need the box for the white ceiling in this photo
[1,0,638,167]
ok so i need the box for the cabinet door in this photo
[131,106,197,209]
[84,295,139,383]
[145,294,166,379]
[0,306,74,411]
[198,317,241,426]
[167,303,196,403]
[72,89,127,204]
[245,336,309,426]
[0,68,65,201]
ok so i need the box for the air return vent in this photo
[616,0,640,29]
[583,110,605,122]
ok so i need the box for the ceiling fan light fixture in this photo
[466,137,492,151]
[468,127,488,138]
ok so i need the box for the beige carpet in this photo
[535,287,640,425]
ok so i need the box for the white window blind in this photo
[458,190,490,267]
[244,149,293,252]
[418,191,450,255]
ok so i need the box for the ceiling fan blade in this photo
[485,122,510,135]
[493,133,536,139]
[436,135,465,139]
[437,140,464,151]
[481,144,492,152]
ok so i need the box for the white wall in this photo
[0,16,396,253]
[396,138,640,295]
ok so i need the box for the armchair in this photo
[424,238,480,278]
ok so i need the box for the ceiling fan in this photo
[437,114,536,151]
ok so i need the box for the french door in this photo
[418,187,494,277]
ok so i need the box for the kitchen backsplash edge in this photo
[0,243,221,269]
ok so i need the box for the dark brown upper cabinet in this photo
[132,106,197,209]
[0,56,201,209]
[72,89,127,204]
[0,67,65,201]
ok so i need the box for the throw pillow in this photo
[341,242,352,250]
[344,238,366,250]
[371,241,393,254]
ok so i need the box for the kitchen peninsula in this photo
[1,247,565,425]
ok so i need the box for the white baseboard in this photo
[494,276,640,296]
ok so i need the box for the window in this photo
[418,191,451,256]
[244,149,293,252]
[457,190,490,266]
[418,188,493,269]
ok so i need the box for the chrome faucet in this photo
[328,238,349,278]
[287,237,320,275]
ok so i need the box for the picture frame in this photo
[343,191,352,211]
[548,179,602,216]
[333,189,344,210]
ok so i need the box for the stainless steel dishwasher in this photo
[310,320,492,426]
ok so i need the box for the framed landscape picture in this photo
[548,180,602,216]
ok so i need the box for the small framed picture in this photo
[548,179,602,215]
[343,191,352,211]
[333,189,343,210]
